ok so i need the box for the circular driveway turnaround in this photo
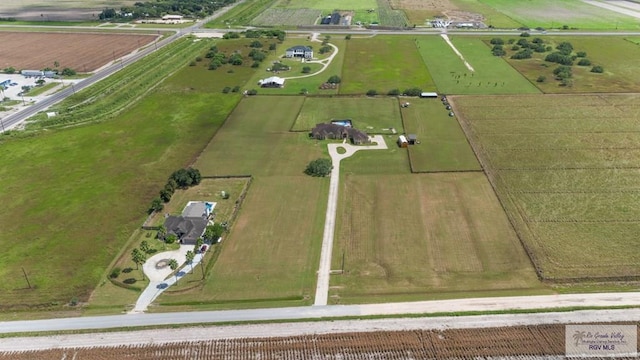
[130,244,205,314]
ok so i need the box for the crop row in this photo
[27,38,209,130]
[0,325,590,359]
[376,0,408,27]
[250,8,322,26]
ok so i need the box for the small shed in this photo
[420,92,438,98]
[407,134,418,145]
[397,135,408,148]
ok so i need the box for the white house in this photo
[258,76,285,88]
[285,45,313,59]
[162,14,183,21]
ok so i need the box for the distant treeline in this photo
[99,0,237,20]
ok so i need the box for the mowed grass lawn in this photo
[455,94,640,280]
[505,37,640,93]
[401,98,480,172]
[340,36,435,94]
[478,0,640,29]
[0,55,245,311]
[244,37,346,96]
[330,173,546,304]
[417,36,539,95]
[293,96,402,133]
[161,96,327,307]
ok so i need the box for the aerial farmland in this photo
[0,2,639,357]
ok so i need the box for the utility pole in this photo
[341,251,345,274]
[22,267,32,289]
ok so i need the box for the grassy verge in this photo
[24,82,60,96]
[206,0,278,27]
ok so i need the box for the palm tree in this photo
[131,248,147,280]
[168,259,179,283]
[185,250,195,274]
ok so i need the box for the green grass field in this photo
[416,36,540,95]
[455,94,640,281]
[0,55,245,312]
[293,96,402,133]
[158,96,327,307]
[401,98,481,172]
[504,37,640,93]
[330,172,547,304]
[340,36,435,94]
[451,0,523,28]
[477,0,640,29]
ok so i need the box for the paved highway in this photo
[0,291,639,334]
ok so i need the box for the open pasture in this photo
[400,99,480,172]
[293,96,402,133]
[505,37,640,93]
[476,0,640,29]
[0,32,157,72]
[340,36,435,95]
[250,8,322,26]
[330,172,544,304]
[416,36,539,95]
[454,94,640,280]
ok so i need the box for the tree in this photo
[305,158,332,177]
[53,60,59,69]
[302,66,311,74]
[269,43,276,51]
[148,197,163,214]
[140,240,151,254]
[489,38,504,45]
[403,87,422,96]
[366,89,378,96]
[491,45,506,56]
[319,45,332,54]
[168,259,179,283]
[520,32,530,37]
[157,225,166,241]
[159,188,172,203]
[591,65,604,73]
[576,51,587,58]
[249,40,263,48]
[195,238,204,253]
[577,58,591,66]
[246,89,258,95]
[387,88,400,96]
[131,248,146,275]
[3,67,16,74]
[327,75,341,84]
[345,34,351,40]
[536,75,546,83]
[61,68,76,76]
[35,79,45,86]
[165,234,177,244]
[185,250,195,273]
[204,223,225,243]
[556,41,573,55]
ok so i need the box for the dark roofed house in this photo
[165,216,208,245]
[310,123,370,145]
[285,45,313,59]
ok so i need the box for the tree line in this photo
[99,0,238,20]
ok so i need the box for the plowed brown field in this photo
[0,32,158,72]
[1,323,638,359]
